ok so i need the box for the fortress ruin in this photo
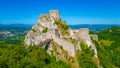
[50,10,60,20]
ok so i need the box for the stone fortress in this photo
[24,10,99,64]
[50,10,60,20]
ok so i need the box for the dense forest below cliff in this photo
[96,26,120,68]
[0,26,120,68]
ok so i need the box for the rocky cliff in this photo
[24,10,99,67]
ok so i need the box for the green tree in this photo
[78,41,97,68]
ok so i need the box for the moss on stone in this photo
[54,20,70,36]
[42,27,48,33]
[70,38,77,45]
[31,29,36,32]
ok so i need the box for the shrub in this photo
[42,27,48,33]
[32,29,36,32]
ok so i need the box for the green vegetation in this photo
[1,26,120,68]
[0,35,70,68]
[89,31,97,34]
[0,33,70,68]
[60,46,63,49]
[0,44,70,68]
[99,39,114,46]
[42,27,48,33]
[0,35,25,45]
[63,37,68,40]
[77,41,98,68]
[32,29,36,32]
[80,41,89,51]
[54,20,70,36]
[55,21,68,30]
[94,26,120,68]
[98,26,120,41]
[70,38,77,45]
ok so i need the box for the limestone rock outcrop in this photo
[25,10,76,58]
[24,10,99,65]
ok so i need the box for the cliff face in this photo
[24,10,99,67]
[24,10,76,58]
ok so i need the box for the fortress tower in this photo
[50,10,60,20]
[77,28,90,41]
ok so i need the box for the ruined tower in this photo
[50,10,60,20]
[77,28,90,41]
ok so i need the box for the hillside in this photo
[95,26,120,68]
[0,26,120,68]
[24,10,100,68]
[0,10,120,68]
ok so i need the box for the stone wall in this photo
[90,34,98,41]
[77,28,89,41]
[52,35,75,57]
[25,10,99,59]
[50,10,60,20]
[44,29,75,57]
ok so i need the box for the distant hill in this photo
[0,24,32,40]
[0,24,32,28]
[69,24,120,32]
[0,24,119,32]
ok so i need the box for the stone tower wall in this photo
[50,10,60,20]
[77,28,89,41]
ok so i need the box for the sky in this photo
[0,0,120,25]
